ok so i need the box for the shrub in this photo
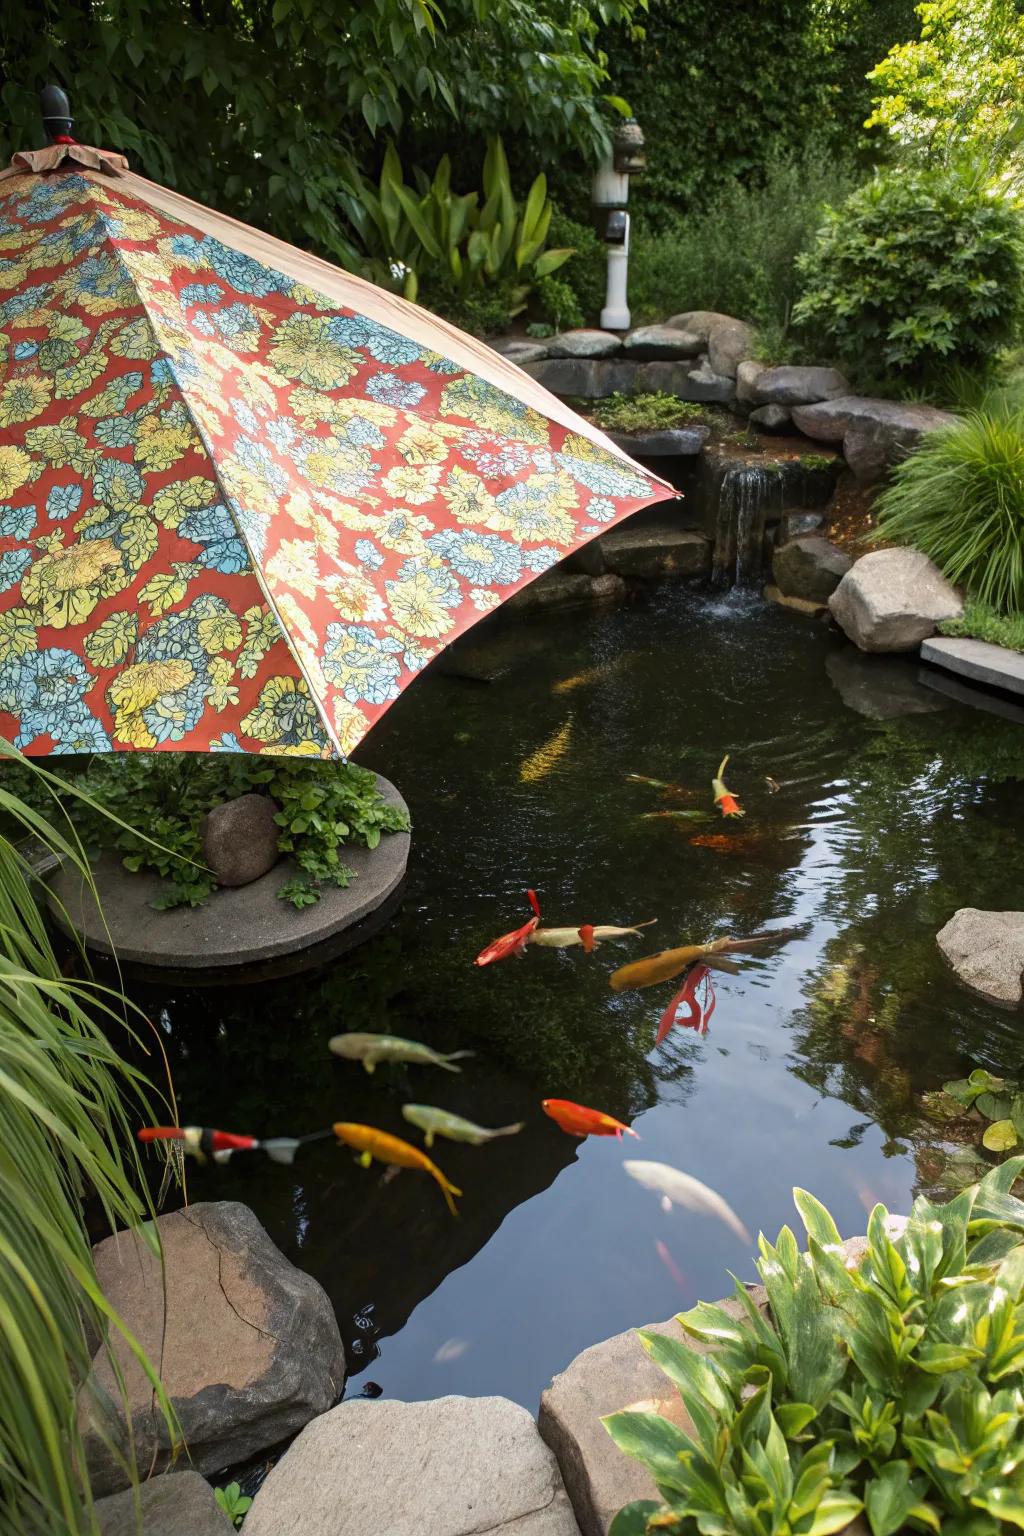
[535,274,585,333]
[874,407,1024,613]
[546,206,608,326]
[794,166,1024,386]
[606,1167,1024,1535]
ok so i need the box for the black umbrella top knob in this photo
[40,85,74,143]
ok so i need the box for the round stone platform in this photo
[47,774,410,984]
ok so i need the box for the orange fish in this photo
[712,755,744,818]
[475,889,541,966]
[333,1122,462,1215]
[655,964,717,1044]
[609,928,801,993]
[541,1098,638,1140]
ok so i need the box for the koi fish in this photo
[765,776,780,794]
[655,1238,689,1292]
[520,720,572,783]
[329,1033,474,1074]
[552,663,618,695]
[609,927,800,993]
[529,919,657,949]
[475,889,542,965]
[332,1122,462,1215]
[401,1104,524,1148]
[541,1098,638,1140]
[712,754,744,818]
[689,833,748,854]
[625,773,695,799]
[137,1126,301,1165]
[640,810,712,822]
[655,964,717,1045]
[624,1159,751,1243]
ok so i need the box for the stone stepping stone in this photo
[243,1396,581,1535]
[937,909,1024,1009]
[96,1471,231,1534]
[622,325,703,360]
[921,635,1024,698]
[598,524,711,580]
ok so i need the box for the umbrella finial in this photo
[40,84,74,144]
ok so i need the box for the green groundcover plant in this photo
[606,1166,1024,1535]
[6,754,410,911]
[874,408,1024,615]
[939,600,1024,655]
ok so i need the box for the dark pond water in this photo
[133,585,1024,1413]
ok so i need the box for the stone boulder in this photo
[598,525,711,580]
[95,1472,231,1535]
[622,325,703,360]
[749,404,792,433]
[936,909,1024,1008]
[81,1203,345,1496]
[523,359,603,397]
[503,570,626,615]
[707,321,754,380]
[792,397,957,483]
[752,366,849,407]
[773,536,852,604]
[243,1396,581,1536]
[548,330,622,359]
[672,360,735,403]
[489,339,550,366]
[777,511,824,541]
[605,426,708,458]
[828,549,962,653]
[665,310,743,345]
[735,359,768,406]
[201,793,280,888]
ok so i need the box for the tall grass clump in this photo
[875,408,1024,614]
[0,742,176,1534]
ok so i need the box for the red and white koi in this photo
[137,1126,302,1165]
[475,889,542,965]
[655,964,717,1045]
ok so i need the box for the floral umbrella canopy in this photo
[0,143,674,760]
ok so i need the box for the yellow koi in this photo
[519,720,572,783]
[333,1122,462,1216]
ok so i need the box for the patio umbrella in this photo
[0,139,675,759]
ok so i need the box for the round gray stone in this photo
[47,773,409,979]
[936,908,1024,1008]
[95,1472,231,1535]
[707,320,754,379]
[547,329,622,359]
[828,549,962,653]
[201,792,280,888]
[749,403,792,433]
[772,535,852,603]
[605,425,709,457]
[752,366,849,407]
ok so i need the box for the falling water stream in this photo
[710,464,783,587]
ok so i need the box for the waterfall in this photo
[710,465,782,589]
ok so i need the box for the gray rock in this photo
[243,1396,581,1536]
[561,540,608,577]
[753,366,849,407]
[95,1472,231,1535]
[792,395,956,448]
[777,511,824,541]
[749,404,792,433]
[489,339,550,365]
[548,329,622,359]
[669,360,735,404]
[707,321,754,379]
[605,426,709,457]
[201,792,280,888]
[503,570,626,615]
[80,1203,346,1495]
[598,524,711,580]
[665,310,743,345]
[936,909,1024,1009]
[918,665,1024,725]
[826,648,947,720]
[622,325,703,360]
[773,535,851,604]
[921,635,1024,697]
[735,359,768,407]
[828,549,962,653]
[763,583,828,618]
[523,359,601,397]
[48,775,410,979]
[842,422,892,484]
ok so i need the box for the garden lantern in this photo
[592,118,645,331]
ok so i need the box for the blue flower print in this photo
[365,372,426,409]
[554,446,650,497]
[95,416,138,449]
[12,176,88,223]
[0,504,35,539]
[14,341,38,360]
[427,528,523,587]
[235,437,289,497]
[395,555,462,607]
[355,538,384,571]
[0,647,106,752]
[344,416,386,449]
[93,460,144,509]
[0,548,32,593]
[585,497,617,523]
[179,283,225,308]
[230,501,269,564]
[323,623,403,705]
[210,732,244,753]
[266,417,297,454]
[152,358,174,387]
[213,302,261,340]
[191,310,216,336]
[328,315,422,366]
[0,284,53,324]
[231,399,260,435]
[205,237,290,299]
[179,503,250,574]
[465,444,531,478]
[46,485,83,522]
[523,546,561,573]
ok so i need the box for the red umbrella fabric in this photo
[0,144,675,758]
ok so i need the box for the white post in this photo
[601,213,631,331]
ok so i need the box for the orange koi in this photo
[656,964,716,1045]
[689,833,747,854]
[332,1122,462,1216]
[712,755,744,818]
[475,889,542,966]
[609,927,801,993]
[541,1098,638,1140]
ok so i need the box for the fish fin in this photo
[634,919,658,929]
[494,1122,525,1139]
[704,956,741,975]
[527,888,541,918]
[625,1126,640,1138]
[358,1150,373,1169]
[362,1060,376,1074]
[438,1050,474,1072]
[211,1149,234,1164]
[578,924,595,953]
[263,1138,301,1166]
[438,1177,462,1217]
[424,1130,434,1149]
[661,1194,672,1213]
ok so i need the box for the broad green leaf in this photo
[805,1492,864,1535]
[639,1329,731,1417]
[601,1410,691,1493]
[983,1119,1018,1152]
[974,1486,1024,1529]
[776,1402,817,1438]
[521,173,548,244]
[977,1092,1012,1122]
[865,1462,920,1536]
[794,1188,843,1249]
[393,184,443,260]
[608,1501,662,1536]
[534,246,574,277]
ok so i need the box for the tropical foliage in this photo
[0,742,175,1533]
[794,165,1024,385]
[606,1170,1024,1536]
[874,409,1024,614]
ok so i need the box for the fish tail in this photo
[527,888,541,918]
[716,754,730,781]
[436,1174,462,1217]
[424,1130,434,1148]
[263,1138,301,1166]
[631,919,658,931]
[438,1050,475,1072]
[492,1122,525,1139]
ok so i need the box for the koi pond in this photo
[134,585,1024,1412]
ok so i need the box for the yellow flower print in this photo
[300,438,372,494]
[0,376,51,428]
[184,386,230,441]
[108,317,160,362]
[23,419,93,473]
[0,447,33,498]
[439,376,547,444]
[377,508,433,556]
[205,656,240,713]
[152,477,219,531]
[56,254,135,316]
[103,203,162,242]
[395,421,457,465]
[110,659,196,748]
[241,674,324,748]
[381,463,442,507]
[290,390,396,430]
[306,490,376,533]
[441,465,500,527]
[267,537,320,600]
[471,588,501,612]
[22,537,129,628]
[135,416,198,473]
[324,565,387,624]
[46,313,90,346]
[385,566,458,640]
[219,458,281,520]
[260,740,329,758]
[268,315,361,390]
[332,698,371,756]
[0,256,30,291]
[54,351,108,400]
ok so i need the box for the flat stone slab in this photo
[548,329,622,359]
[599,524,710,580]
[937,908,1024,1008]
[605,426,709,457]
[243,1396,580,1536]
[502,570,626,615]
[523,359,735,403]
[763,582,828,618]
[921,635,1024,697]
[752,366,849,407]
[47,773,408,978]
[622,325,703,360]
[792,395,957,445]
[488,339,551,365]
[96,1472,231,1535]
[81,1203,345,1497]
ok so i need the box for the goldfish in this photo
[624,1159,751,1243]
[655,964,717,1045]
[542,1098,638,1140]
[329,1033,474,1074]
[333,1122,462,1216]
[475,889,542,965]
[529,919,656,949]
[401,1104,524,1148]
[137,1126,302,1165]
[712,754,744,818]
[519,720,572,783]
[552,664,610,695]
[609,927,800,993]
